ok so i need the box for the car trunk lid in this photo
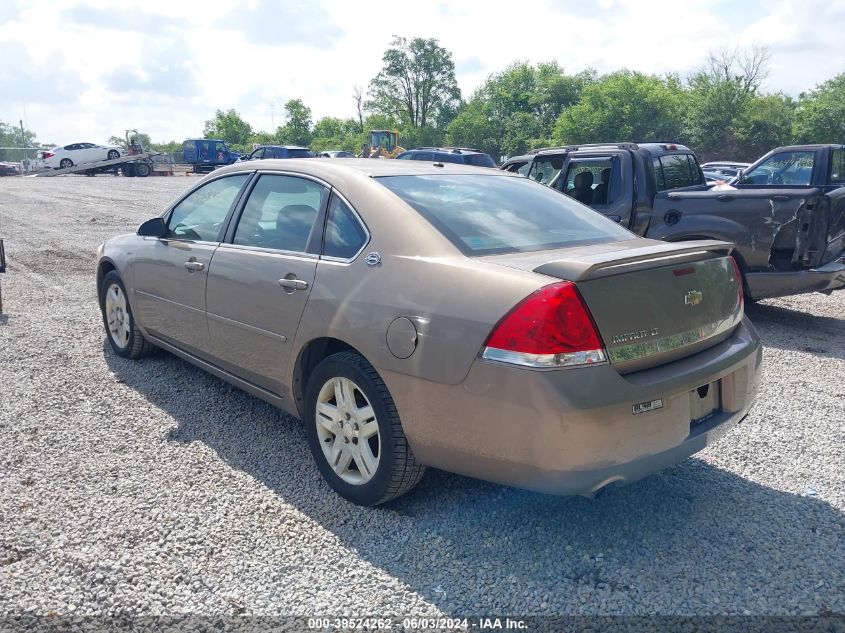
[481,239,743,373]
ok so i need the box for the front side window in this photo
[395,152,412,160]
[166,175,249,241]
[323,196,368,259]
[743,151,815,186]
[415,152,435,161]
[378,174,632,256]
[527,155,564,185]
[830,149,845,184]
[249,148,265,160]
[232,174,326,252]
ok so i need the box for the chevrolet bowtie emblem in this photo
[684,290,703,306]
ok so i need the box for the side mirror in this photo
[734,169,744,183]
[138,217,167,237]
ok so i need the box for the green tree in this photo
[108,132,152,150]
[553,71,685,145]
[683,46,771,159]
[445,101,499,157]
[734,93,796,161]
[793,73,845,143]
[203,109,253,149]
[310,116,361,153]
[0,120,39,161]
[276,99,313,146]
[367,36,461,129]
[447,61,593,158]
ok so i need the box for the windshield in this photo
[377,174,632,256]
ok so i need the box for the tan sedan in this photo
[97,159,762,506]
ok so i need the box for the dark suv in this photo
[395,147,496,168]
[242,145,315,161]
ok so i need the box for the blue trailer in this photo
[182,139,242,173]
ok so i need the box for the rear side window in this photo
[464,153,496,168]
[560,156,620,205]
[233,174,326,252]
[378,174,632,256]
[288,149,313,158]
[323,196,368,259]
[829,149,845,184]
[167,175,249,241]
[653,154,702,191]
[437,153,463,164]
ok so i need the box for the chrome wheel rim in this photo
[315,377,380,485]
[104,283,130,349]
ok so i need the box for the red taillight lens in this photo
[729,255,744,312]
[482,281,607,368]
[43,152,54,159]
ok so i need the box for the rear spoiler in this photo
[534,240,734,281]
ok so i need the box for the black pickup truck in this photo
[502,142,845,300]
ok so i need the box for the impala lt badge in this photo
[684,290,703,306]
[611,327,659,345]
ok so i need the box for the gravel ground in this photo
[0,175,843,620]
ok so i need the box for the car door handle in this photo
[716,194,734,201]
[184,261,205,272]
[278,278,308,290]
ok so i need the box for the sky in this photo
[1,0,843,146]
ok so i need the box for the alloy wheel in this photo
[104,283,130,349]
[315,377,381,485]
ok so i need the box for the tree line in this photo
[202,39,845,163]
[3,38,843,163]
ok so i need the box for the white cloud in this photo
[1,0,842,146]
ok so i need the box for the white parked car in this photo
[42,143,124,169]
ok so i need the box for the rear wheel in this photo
[304,351,425,506]
[107,150,120,160]
[59,158,73,169]
[122,163,136,177]
[99,271,154,359]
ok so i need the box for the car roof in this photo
[257,145,311,150]
[409,147,488,155]
[531,142,695,157]
[215,157,510,179]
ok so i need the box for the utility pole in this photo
[19,119,27,174]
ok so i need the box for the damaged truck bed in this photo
[518,142,845,301]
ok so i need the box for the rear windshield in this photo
[464,153,496,168]
[377,174,632,255]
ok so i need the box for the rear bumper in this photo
[746,256,845,300]
[385,318,762,496]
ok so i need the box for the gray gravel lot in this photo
[0,175,843,618]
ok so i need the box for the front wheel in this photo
[304,351,425,506]
[134,162,151,177]
[98,271,154,359]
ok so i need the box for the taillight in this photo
[482,281,607,368]
[729,256,744,313]
[42,152,54,159]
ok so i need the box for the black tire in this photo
[60,158,73,169]
[107,150,120,160]
[98,271,154,359]
[304,351,426,506]
[123,163,136,177]
[134,162,151,177]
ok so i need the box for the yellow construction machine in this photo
[361,130,404,158]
